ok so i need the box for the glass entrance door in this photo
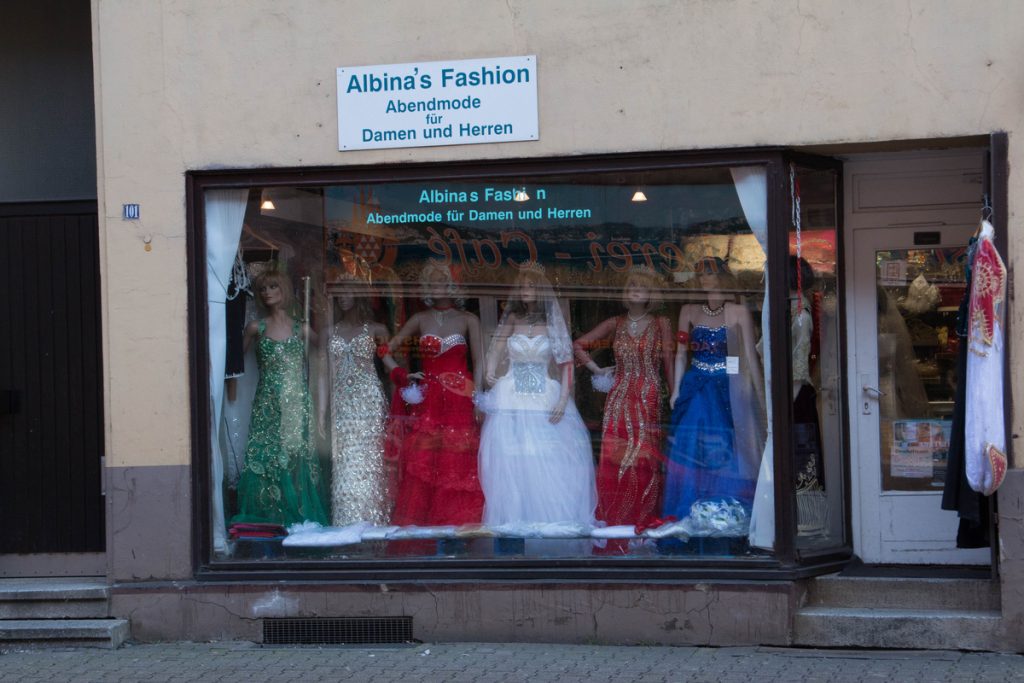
[852,227,989,564]
[875,247,963,493]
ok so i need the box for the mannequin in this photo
[662,257,765,540]
[232,268,328,527]
[573,266,673,550]
[319,279,394,527]
[386,261,485,529]
[790,256,824,493]
[478,264,597,534]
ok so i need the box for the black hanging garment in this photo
[940,237,989,548]
[224,270,248,378]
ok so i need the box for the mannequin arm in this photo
[549,361,571,424]
[242,320,259,354]
[659,316,675,391]
[737,305,766,409]
[231,321,260,404]
[572,316,617,373]
[485,316,513,387]
[466,313,484,391]
[387,313,421,355]
[373,322,399,372]
[385,315,421,386]
[670,306,694,409]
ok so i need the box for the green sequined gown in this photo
[232,320,328,527]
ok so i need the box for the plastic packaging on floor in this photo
[279,502,750,548]
[489,521,593,539]
[282,521,370,547]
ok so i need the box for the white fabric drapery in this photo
[729,167,774,549]
[205,189,249,552]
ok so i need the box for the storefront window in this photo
[790,167,846,552]
[203,164,778,563]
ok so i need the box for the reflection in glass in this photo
[206,166,777,562]
[790,168,845,552]
[875,247,967,492]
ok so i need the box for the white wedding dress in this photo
[479,334,597,530]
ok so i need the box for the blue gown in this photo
[662,325,754,520]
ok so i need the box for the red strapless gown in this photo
[390,334,484,528]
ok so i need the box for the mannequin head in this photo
[694,256,738,293]
[253,268,294,314]
[622,266,666,312]
[333,288,373,322]
[419,261,464,308]
[332,268,375,322]
[510,263,553,315]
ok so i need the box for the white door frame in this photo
[842,149,990,565]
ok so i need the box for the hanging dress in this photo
[233,320,328,527]
[328,323,389,526]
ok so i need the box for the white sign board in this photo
[337,55,538,151]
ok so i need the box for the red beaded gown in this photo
[578,317,671,553]
[390,333,484,529]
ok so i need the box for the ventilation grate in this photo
[262,616,413,645]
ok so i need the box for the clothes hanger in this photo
[975,195,993,238]
[241,223,282,252]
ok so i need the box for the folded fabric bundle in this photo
[386,525,459,539]
[642,519,693,540]
[490,522,593,539]
[454,525,497,538]
[361,526,400,541]
[282,522,371,547]
[228,522,287,539]
[590,525,637,539]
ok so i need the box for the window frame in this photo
[186,147,852,581]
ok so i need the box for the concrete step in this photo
[0,578,110,619]
[794,607,1001,651]
[0,619,129,650]
[804,574,1000,611]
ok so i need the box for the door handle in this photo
[862,385,886,398]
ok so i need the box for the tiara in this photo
[628,264,664,282]
[518,261,546,276]
[420,260,455,280]
[336,269,368,283]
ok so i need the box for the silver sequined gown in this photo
[328,324,389,526]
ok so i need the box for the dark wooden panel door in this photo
[0,209,105,553]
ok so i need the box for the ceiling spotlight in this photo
[513,187,530,202]
[260,190,276,211]
[631,190,648,202]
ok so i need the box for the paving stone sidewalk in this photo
[1,642,1023,682]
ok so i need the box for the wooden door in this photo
[0,205,105,562]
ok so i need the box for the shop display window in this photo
[789,167,847,553]
[195,156,843,568]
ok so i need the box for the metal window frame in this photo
[186,146,852,582]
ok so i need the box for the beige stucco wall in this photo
[91,0,1024,469]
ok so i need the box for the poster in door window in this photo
[891,419,950,481]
